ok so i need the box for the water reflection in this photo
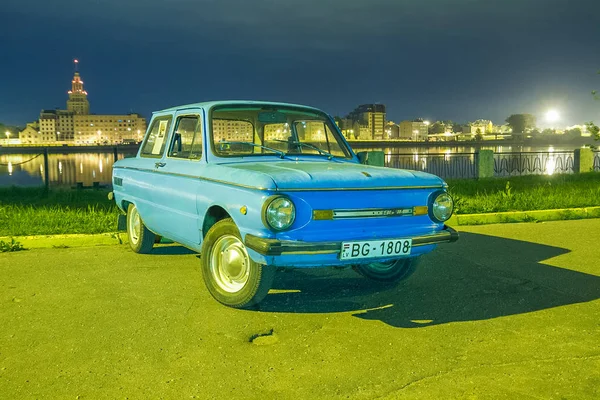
[546,154,556,175]
[0,152,136,187]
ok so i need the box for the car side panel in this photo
[112,161,166,235]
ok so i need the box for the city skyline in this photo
[1,0,599,126]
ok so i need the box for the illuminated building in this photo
[18,60,146,145]
[346,104,386,140]
[399,119,429,141]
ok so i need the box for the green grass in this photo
[1,172,600,236]
[0,237,24,252]
[447,172,600,214]
[0,187,119,236]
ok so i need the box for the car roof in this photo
[155,100,325,115]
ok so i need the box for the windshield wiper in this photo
[272,139,334,159]
[218,141,287,159]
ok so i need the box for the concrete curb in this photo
[447,206,600,226]
[0,233,127,249]
[2,206,600,249]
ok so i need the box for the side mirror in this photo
[357,151,384,166]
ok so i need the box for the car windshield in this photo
[211,104,353,159]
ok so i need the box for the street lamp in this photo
[5,131,10,140]
[545,109,560,124]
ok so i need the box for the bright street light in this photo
[424,120,431,126]
[545,109,560,123]
[5,131,10,139]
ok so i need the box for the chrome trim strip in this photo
[113,166,443,192]
[332,207,414,219]
[245,226,459,256]
[279,185,443,192]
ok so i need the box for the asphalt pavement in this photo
[1,219,599,399]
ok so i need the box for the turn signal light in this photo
[413,206,428,216]
[313,210,334,220]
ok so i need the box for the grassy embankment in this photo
[447,172,600,214]
[0,188,117,237]
[0,172,599,236]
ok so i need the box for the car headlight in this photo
[264,196,296,231]
[432,192,454,222]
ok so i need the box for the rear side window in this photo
[140,116,172,157]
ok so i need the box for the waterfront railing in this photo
[384,153,478,179]
[384,150,599,179]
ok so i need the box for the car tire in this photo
[354,257,419,283]
[127,204,155,254]
[201,218,275,308]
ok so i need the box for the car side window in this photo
[169,115,203,159]
[140,116,172,158]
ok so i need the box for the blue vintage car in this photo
[111,101,458,308]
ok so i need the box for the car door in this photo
[151,109,206,245]
[130,113,174,231]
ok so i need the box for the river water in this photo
[0,143,590,187]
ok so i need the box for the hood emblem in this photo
[361,172,372,177]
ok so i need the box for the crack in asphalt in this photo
[374,353,600,399]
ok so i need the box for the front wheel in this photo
[201,218,275,308]
[127,204,155,254]
[354,257,419,283]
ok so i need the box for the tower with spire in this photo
[66,59,90,115]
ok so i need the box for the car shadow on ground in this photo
[257,232,600,328]
[150,245,197,255]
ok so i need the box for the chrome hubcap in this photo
[128,207,141,244]
[209,235,250,293]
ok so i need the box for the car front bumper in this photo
[244,226,459,256]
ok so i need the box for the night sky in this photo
[1,0,599,126]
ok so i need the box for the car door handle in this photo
[155,162,166,168]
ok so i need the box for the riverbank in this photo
[1,172,599,237]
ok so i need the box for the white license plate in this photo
[340,239,412,260]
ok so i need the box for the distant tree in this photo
[474,128,483,141]
[333,116,343,127]
[585,70,600,145]
[564,127,582,138]
[586,122,599,141]
[451,122,463,133]
[505,114,536,134]
[541,128,555,136]
[429,122,445,134]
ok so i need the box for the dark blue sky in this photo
[1,0,599,126]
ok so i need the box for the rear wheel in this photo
[201,218,275,308]
[127,204,155,254]
[354,257,419,283]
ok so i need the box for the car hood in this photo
[222,160,444,190]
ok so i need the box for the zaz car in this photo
[110,101,458,308]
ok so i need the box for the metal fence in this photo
[383,151,594,178]
[494,152,575,176]
[384,153,478,179]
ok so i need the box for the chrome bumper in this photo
[245,226,459,256]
